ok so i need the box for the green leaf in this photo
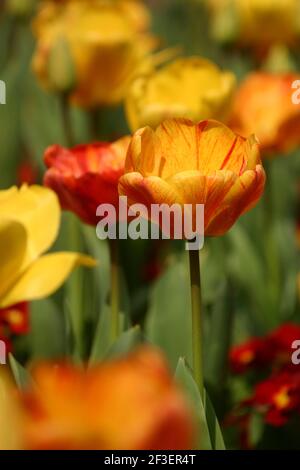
[82,226,110,312]
[28,299,66,360]
[175,358,211,450]
[249,412,264,447]
[146,256,192,370]
[105,325,143,360]
[89,304,112,363]
[8,354,31,390]
[204,391,226,450]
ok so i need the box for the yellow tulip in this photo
[207,0,300,51]
[0,185,95,309]
[125,57,236,132]
[32,0,156,107]
[119,118,265,237]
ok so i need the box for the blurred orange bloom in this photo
[32,0,155,107]
[230,73,300,155]
[119,118,265,236]
[44,138,130,225]
[22,348,195,450]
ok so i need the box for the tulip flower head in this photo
[207,0,300,54]
[119,118,265,238]
[125,57,236,131]
[32,0,156,107]
[21,348,195,450]
[230,73,300,156]
[44,137,130,225]
[0,185,95,309]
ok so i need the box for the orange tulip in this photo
[22,348,195,450]
[230,73,300,155]
[44,138,130,225]
[119,118,265,237]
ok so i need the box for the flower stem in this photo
[59,94,83,358]
[60,93,75,147]
[188,249,204,397]
[109,238,120,342]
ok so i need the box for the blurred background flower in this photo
[230,73,300,156]
[44,137,130,225]
[31,0,156,107]
[206,0,300,58]
[125,56,236,131]
[21,347,195,450]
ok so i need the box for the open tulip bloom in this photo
[0,185,95,309]
[119,117,266,394]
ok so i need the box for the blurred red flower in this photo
[44,137,130,225]
[229,338,273,374]
[249,370,300,426]
[229,323,300,442]
[230,323,300,374]
[0,302,29,336]
[17,160,38,186]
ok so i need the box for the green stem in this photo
[263,160,280,327]
[109,238,120,341]
[88,108,101,141]
[68,214,84,359]
[59,95,83,358]
[188,249,204,397]
[60,94,75,146]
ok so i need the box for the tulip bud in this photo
[47,37,77,94]
[263,45,296,74]
[210,1,240,44]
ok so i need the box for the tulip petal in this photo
[0,253,96,308]
[206,165,266,236]
[0,219,28,300]
[169,171,207,205]
[0,185,60,262]
[205,170,237,226]
[119,172,181,210]
[153,118,251,177]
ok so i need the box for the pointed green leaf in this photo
[204,391,226,450]
[146,256,192,370]
[105,325,143,360]
[175,357,211,450]
[8,354,31,390]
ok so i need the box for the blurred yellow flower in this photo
[207,0,300,51]
[125,57,236,132]
[0,370,24,450]
[32,0,156,107]
[119,118,265,237]
[0,185,95,309]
